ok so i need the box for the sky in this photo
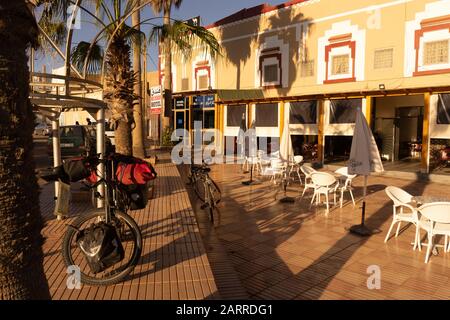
[35,0,288,73]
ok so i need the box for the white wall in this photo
[430,94,450,139]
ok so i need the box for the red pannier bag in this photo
[115,157,157,185]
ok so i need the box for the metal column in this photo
[96,108,105,208]
[51,110,61,200]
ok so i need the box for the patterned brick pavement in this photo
[40,153,220,300]
[197,162,450,300]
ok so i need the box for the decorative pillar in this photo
[365,96,372,127]
[317,99,326,164]
[279,101,285,139]
[421,92,431,173]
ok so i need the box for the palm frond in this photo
[150,0,183,14]
[35,0,71,20]
[71,41,104,74]
[164,21,221,59]
[37,20,67,52]
[124,0,141,17]
[120,23,146,51]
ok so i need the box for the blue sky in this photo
[35,0,288,72]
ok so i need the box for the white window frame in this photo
[261,57,281,87]
[418,29,450,72]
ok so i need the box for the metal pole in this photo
[361,175,368,225]
[51,110,61,203]
[96,108,105,208]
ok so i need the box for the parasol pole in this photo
[349,175,372,236]
[280,123,295,203]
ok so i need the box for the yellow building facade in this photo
[167,0,450,174]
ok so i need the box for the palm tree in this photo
[150,0,221,134]
[131,0,146,158]
[150,0,182,131]
[0,0,51,299]
[74,0,220,151]
[71,0,145,156]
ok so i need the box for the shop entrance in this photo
[395,106,423,161]
[373,95,424,172]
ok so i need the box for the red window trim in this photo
[194,65,211,91]
[323,40,356,84]
[413,17,450,77]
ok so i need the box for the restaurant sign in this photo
[150,85,162,114]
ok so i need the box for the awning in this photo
[216,89,265,103]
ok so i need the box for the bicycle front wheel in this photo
[62,210,142,286]
[209,178,221,204]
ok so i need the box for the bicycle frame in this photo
[93,157,123,225]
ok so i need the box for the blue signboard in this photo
[193,95,215,108]
[205,95,215,108]
[193,96,204,108]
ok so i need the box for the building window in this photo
[198,75,209,90]
[290,101,317,124]
[374,48,393,69]
[203,110,215,129]
[263,64,279,83]
[227,104,246,127]
[181,78,189,91]
[437,93,450,124]
[255,103,278,127]
[331,54,350,75]
[424,40,449,65]
[194,62,211,91]
[329,99,361,124]
[259,47,282,88]
[300,60,314,77]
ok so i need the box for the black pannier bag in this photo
[62,157,94,182]
[122,183,148,211]
[75,222,125,274]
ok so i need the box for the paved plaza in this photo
[40,152,450,300]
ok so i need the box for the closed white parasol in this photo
[347,107,384,236]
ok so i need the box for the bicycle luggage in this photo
[123,184,148,210]
[76,222,125,274]
[62,157,95,182]
[114,155,157,185]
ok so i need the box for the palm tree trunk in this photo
[162,5,173,131]
[131,0,146,158]
[104,37,134,156]
[0,0,50,299]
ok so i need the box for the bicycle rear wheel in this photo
[62,210,142,286]
[193,175,206,202]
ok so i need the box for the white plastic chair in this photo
[300,164,316,197]
[334,167,356,208]
[310,172,338,213]
[417,202,450,263]
[256,149,270,173]
[261,158,285,184]
[384,186,420,249]
[270,150,280,159]
[288,155,304,184]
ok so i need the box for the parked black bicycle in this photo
[187,161,221,222]
[40,153,156,286]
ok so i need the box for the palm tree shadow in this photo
[217,6,262,90]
